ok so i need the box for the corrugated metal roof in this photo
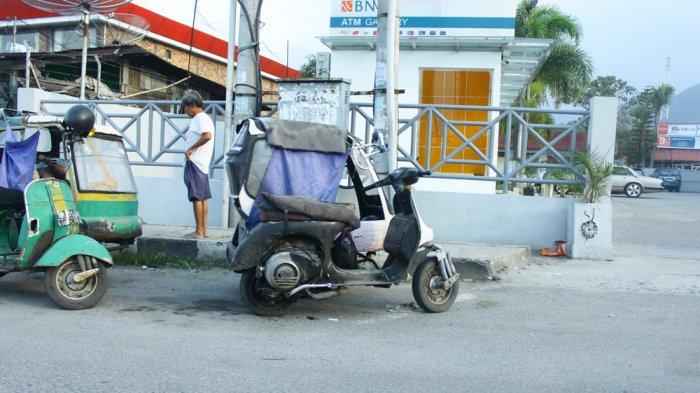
[0,0,300,79]
[654,149,700,162]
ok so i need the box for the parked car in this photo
[651,167,682,192]
[611,165,663,197]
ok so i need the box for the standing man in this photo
[182,90,215,238]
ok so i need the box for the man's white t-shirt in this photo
[184,112,215,174]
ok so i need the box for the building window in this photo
[53,28,97,51]
[164,49,172,60]
[139,72,166,91]
[419,69,492,175]
[0,32,40,52]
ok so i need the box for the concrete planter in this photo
[566,202,613,260]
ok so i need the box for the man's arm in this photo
[185,132,212,160]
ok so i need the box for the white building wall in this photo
[331,49,502,194]
[331,50,502,106]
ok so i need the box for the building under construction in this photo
[0,0,299,108]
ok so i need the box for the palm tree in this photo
[646,84,675,131]
[515,0,593,107]
[629,104,654,167]
[638,84,675,166]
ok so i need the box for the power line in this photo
[186,0,198,87]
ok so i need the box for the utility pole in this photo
[373,0,399,175]
[24,41,31,88]
[93,54,101,98]
[231,0,261,226]
[12,17,17,48]
[222,0,238,228]
[79,9,89,100]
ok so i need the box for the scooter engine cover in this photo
[264,250,320,291]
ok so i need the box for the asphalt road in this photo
[1,192,699,392]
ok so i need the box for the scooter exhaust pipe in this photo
[288,283,333,296]
[305,287,348,300]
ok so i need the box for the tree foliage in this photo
[576,75,637,109]
[515,0,593,107]
[614,85,675,167]
[299,55,316,78]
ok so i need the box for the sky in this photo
[135,0,700,93]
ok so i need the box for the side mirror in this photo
[371,130,388,153]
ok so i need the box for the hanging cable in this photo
[186,0,199,88]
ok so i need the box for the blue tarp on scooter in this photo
[0,124,40,191]
[246,148,348,229]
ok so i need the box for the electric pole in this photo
[230,0,261,226]
[79,9,89,100]
[222,0,238,228]
[233,0,260,126]
[373,0,399,175]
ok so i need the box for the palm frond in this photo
[574,151,613,203]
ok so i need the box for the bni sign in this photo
[658,123,700,150]
[329,0,517,37]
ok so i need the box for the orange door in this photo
[419,69,491,175]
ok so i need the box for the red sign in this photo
[658,123,669,135]
[657,134,670,148]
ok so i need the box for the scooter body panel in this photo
[231,220,346,273]
[16,179,80,271]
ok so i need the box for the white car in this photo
[611,166,663,197]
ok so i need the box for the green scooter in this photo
[0,105,142,309]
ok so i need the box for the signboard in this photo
[330,0,517,38]
[658,123,700,149]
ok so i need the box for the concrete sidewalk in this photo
[136,224,535,280]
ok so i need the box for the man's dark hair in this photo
[181,89,204,108]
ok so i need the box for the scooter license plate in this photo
[56,209,81,226]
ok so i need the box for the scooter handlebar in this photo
[363,169,431,192]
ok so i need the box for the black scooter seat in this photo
[262,193,360,229]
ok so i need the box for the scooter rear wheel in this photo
[240,270,291,316]
[412,259,459,313]
[44,258,107,310]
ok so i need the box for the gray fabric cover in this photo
[262,193,360,229]
[255,117,348,154]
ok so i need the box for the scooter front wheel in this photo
[44,257,108,310]
[240,270,291,316]
[412,259,459,313]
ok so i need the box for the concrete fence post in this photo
[567,96,618,260]
[587,97,618,166]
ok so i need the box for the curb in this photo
[136,233,533,280]
[136,236,229,262]
[441,243,534,280]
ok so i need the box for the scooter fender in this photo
[33,234,113,268]
[406,248,433,277]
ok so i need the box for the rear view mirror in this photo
[371,130,388,153]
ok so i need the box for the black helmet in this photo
[64,104,95,137]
